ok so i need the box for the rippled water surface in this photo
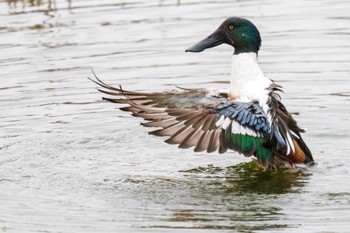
[1,0,350,232]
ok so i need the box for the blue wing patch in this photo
[215,100,271,134]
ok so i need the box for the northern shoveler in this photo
[92,17,314,169]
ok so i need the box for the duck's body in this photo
[93,17,314,168]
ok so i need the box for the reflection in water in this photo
[6,0,71,12]
[3,0,72,35]
[224,162,310,195]
[152,208,291,231]
[182,161,311,195]
[120,161,311,231]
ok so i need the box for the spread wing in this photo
[267,86,314,165]
[91,76,274,165]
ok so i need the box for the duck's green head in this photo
[186,17,261,55]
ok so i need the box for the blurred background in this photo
[0,0,350,232]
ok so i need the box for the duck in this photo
[91,17,314,169]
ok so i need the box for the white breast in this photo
[229,53,272,111]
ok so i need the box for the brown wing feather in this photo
[141,117,177,128]
[165,125,194,144]
[194,131,212,152]
[149,122,185,137]
[218,131,228,154]
[91,75,227,154]
[179,127,204,149]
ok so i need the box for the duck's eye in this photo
[228,25,234,30]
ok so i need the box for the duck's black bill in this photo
[185,30,225,53]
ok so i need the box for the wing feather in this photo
[207,129,221,153]
[179,127,204,149]
[141,117,177,128]
[165,125,194,144]
[194,131,211,152]
[149,122,185,136]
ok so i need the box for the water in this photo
[1,0,350,232]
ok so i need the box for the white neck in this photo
[229,53,272,106]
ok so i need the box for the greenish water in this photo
[1,0,350,232]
